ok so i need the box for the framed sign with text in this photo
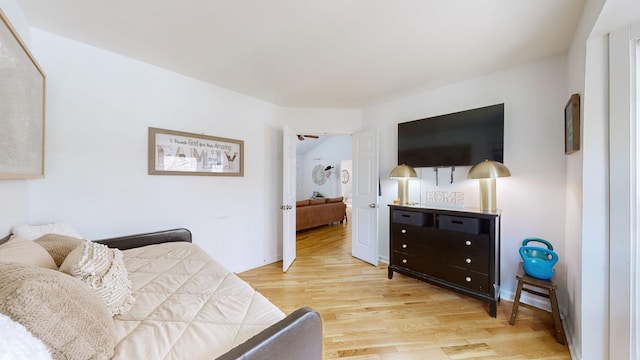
[148,127,244,176]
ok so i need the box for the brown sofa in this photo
[296,197,347,231]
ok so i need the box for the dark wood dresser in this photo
[388,205,500,317]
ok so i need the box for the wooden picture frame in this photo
[148,127,244,176]
[0,10,46,179]
[564,93,580,155]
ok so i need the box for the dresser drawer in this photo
[391,233,427,253]
[391,251,423,273]
[391,224,429,248]
[429,265,490,294]
[392,210,428,226]
[446,254,489,273]
[438,214,481,234]
[391,223,426,238]
[430,229,487,251]
[442,232,490,253]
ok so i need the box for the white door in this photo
[282,126,297,272]
[351,129,379,265]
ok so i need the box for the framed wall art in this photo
[0,10,46,179]
[148,127,244,176]
[564,93,580,155]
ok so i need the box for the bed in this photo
[0,228,322,360]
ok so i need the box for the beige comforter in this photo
[112,242,285,359]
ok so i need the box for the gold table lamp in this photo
[467,160,511,212]
[390,164,418,205]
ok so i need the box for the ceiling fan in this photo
[297,134,319,141]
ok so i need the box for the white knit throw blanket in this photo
[0,313,52,360]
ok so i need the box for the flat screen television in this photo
[397,103,504,168]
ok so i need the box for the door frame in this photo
[282,128,380,269]
[608,22,639,359]
[282,125,297,272]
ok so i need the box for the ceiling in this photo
[296,135,328,155]
[16,0,585,108]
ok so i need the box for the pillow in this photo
[0,312,52,360]
[13,223,82,241]
[327,196,344,203]
[35,234,84,268]
[0,262,116,360]
[309,198,327,205]
[60,241,135,316]
[296,199,310,207]
[0,236,57,270]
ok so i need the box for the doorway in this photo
[295,134,352,247]
[283,129,379,271]
[295,135,352,206]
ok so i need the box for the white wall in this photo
[564,2,607,358]
[363,54,568,304]
[563,3,601,358]
[298,136,351,199]
[24,29,286,273]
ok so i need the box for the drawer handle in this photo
[465,258,472,264]
[465,276,472,282]
[402,259,408,264]
[401,229,407,234]
[402,244,408,249]
[465,240,472,246]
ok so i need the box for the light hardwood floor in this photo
[238,213,571,359]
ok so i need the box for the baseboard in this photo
[501,288,552,312]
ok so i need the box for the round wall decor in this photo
[312,164,326,185]
[341,169,350,184]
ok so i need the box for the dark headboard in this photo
[94,228,192,250]
[0,234,10,246]
[1,228,192,250]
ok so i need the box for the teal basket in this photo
[519,238,558,280]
